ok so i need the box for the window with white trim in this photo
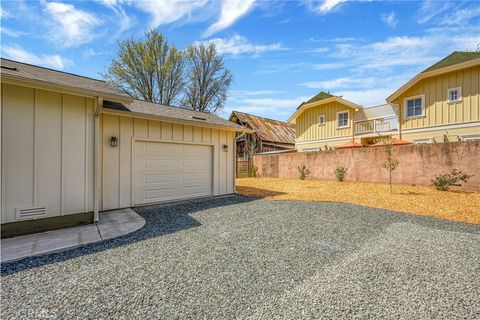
[447,87,462,103]
[318,115,326,125]
[336,111,349,128]
[405,95,424,118]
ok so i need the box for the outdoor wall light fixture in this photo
[111,136,119,147]
[223,144,228,152]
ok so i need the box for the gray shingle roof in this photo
[105,100,248,131]
[422,51,480,73]
[1,58,248,132]
[0,58,131,100]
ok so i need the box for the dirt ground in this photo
[236,178,480,225]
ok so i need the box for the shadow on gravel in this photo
[1,195,257,276]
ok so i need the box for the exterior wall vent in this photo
[15,206,48,220]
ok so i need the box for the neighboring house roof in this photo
[422,51,480,73]
[301,91,335,107]
[1,58,250,132]
[229,111,295,145]
[354,104,398,122]
[0,58,131,102]
[288,92,362,124]
[387,51,480,103]
[104,100,249,131]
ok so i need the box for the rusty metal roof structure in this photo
[229,111,296,145]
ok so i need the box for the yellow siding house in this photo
[289,51,480,151]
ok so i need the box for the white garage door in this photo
[133,141,213,205]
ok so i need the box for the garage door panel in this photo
[144,174,175,184]
[182,186,211,196]
[144,159,176,169]
[134,141,213,205]
[145,188,177,200]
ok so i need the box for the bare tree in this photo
[104,30,185,105]
[182,43,232,114]
[381,136,400,194]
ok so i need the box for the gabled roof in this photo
[288,92,361,123]
[387,51,480,103]
[1,58,250,132]
[229,111,295,144]
[104,100,250,132]
[0,58,131,102]
[422,51,480,73]
[303,91,334,106]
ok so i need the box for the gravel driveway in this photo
[2,196,480,319]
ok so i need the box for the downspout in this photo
[233,131,247,193]
[93,97,103,223]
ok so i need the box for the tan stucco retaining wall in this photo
[253,141,480,190]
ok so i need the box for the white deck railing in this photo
[355,117,398,134]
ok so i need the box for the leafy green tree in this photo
[182,43,232,114]
[104,30,185,105]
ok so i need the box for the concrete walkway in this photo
[1,208,145,263]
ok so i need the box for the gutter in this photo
[93,97,103,223]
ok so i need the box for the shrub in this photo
[431,169,472,191]
[298,165,311,180]
[335,166,348,182]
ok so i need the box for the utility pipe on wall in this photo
[93,97,103,223]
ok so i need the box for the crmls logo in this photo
[21,308,57,319]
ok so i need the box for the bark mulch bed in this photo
[236,178,480,225]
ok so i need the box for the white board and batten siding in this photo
[1,83,95,224]
[101,114,235,210]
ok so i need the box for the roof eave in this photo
[387,58,480,103]
[288,96,361,123]
[101,108,254,133]
[0,73,133,104]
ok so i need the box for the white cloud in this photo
[230,89,284,96]
[417,0,452,24]
[312,63,344,70]
[439,7,480,26]
[0,27,23,37]
[381,11,398,27]
[43,1,102,48]
[135,0,208,29]
[98,0,134,38]
[203,35,286,56]
[340,88,397,107]
[2,45,73,69]
[301,77,377,89]
[204,0,256,36]
[306,0,349,15]
[0,7,11,18]
[224,95,310,121]
[83,48,102,58]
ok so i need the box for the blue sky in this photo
[1,0,479,121]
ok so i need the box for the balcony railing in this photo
[355,117,398,134]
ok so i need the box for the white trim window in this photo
[447,87,462,103]
[318,115,326,126]
[404,94,425,118]
[336,111,349,128]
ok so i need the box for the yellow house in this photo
[288,92,362,151]
[289,51,480,151]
